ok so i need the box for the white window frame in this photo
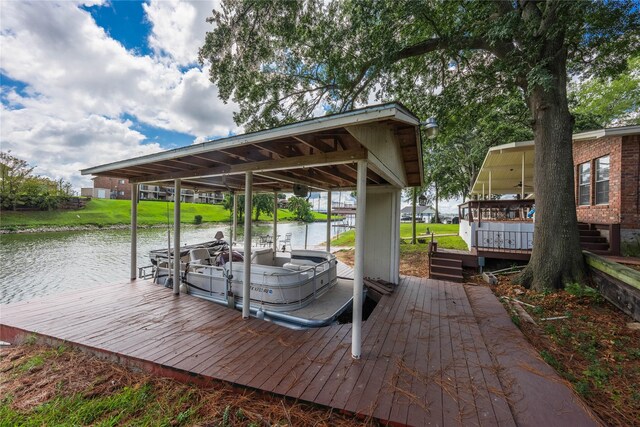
[578,162,591,206]
[595,155,610,205]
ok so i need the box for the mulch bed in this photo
[484,274,640,427]
[0,344,376,426]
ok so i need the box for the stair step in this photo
[579,235,607,243]
[577,223,591,230]
[430,256,462,268]
[580,242,610,250]
[430,272,464,283]
[431,264,463,275]
[579,230,601,237]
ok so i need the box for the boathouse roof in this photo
[81,102,423,192]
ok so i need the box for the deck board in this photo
[0,273,600,426]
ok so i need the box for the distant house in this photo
[458,125,640,257]
[82,178,223,204]
[400,206,435,222]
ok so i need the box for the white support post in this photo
[130,184,138,281]
[273,191,278,254]
[326,190,332,253]
[521,152,525,199]
[232,192,238,244]
[173,179,181,295]
[242,172,253,319]
[482,183,485,200]
[488,170,492,198]
[352,160,367,359]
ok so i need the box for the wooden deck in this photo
[1,276,600,426]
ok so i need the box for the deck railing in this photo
[459,199,535,223]
[475,229,533,252]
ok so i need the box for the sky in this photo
[1,0,236,190]
[0,0,459,213]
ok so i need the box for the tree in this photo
[286,196,314,222]
[222,193,245,222]
[570,55,640,131]
[1,151,34,210]
[252,193,275,221]
[201,0,639,291]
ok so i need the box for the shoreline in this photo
[0,218,339,235]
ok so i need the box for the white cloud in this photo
[143,0,219,67]
[0,0,237,189]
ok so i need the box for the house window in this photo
[119,191,125,196]
[119,179,125,184]
[578,162,590,206]
[595,155,610,204]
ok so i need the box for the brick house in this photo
[459,125,640,256]
[573,126,640,245]
[92,177,131,200]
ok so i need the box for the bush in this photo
[194,215,203,224]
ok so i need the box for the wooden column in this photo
[352,160,367,359]
[521,152,526,200]
[232,191,238,244]
[173,179,181,295]
[242,172,253,319]
[326,190,332,253]
[273,191,278,253]
[130,184,138,281]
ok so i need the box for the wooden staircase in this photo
[428,242,464,283]
[578,223,610,254]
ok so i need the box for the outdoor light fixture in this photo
[420,117,439,139]
[418,194,428,206]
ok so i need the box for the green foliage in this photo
[200,0,639,290]
[252,193,274,221]
[565,282,603,304]
[0,152,72,211]
[286,196,314,222]
[194,215,203,225]
[570,55,640,131]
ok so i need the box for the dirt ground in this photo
[486,274,640,427]
[334,249,429,277]
[0,344,376,426]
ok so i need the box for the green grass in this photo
[332,223,467,250]
[0,199,332,230]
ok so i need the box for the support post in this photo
[273,191,278,254]
[521,152,525,200]
[488,170,492,198]
[232,191,238,244]
[242,172,253,319]
[326,190,332,253]
[352,160,367,359]
[173,179,181,295]
[130,184,138,280]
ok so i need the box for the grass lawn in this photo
[332,222,467,251]
[0,199,332,230]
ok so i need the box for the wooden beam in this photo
[129,148,367,184]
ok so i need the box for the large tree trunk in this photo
[518,48,586,291]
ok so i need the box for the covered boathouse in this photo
[0,103,601,426]
[81,102,424,359]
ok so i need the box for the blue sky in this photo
[0,0,236,189]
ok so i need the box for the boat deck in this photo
[0,270,599,425]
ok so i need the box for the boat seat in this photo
[189,248,212,265]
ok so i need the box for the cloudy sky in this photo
[1,0,237,190]
[0,0,460,212]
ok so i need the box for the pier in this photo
[1,273,599,426]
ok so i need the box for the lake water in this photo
[0,221,351,304]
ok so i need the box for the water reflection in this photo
[0,221,349,304]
